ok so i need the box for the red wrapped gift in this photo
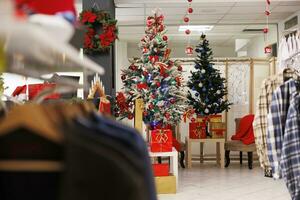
[189,122,206,139]
[99,97,111,116]
[152,164,169,177]
[150,129,172,152]
[209,114,222,122]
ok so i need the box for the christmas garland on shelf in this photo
[80,9,118,53]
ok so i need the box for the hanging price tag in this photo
[0,40,6,72]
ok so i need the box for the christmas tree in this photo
[114,11,187,129]
[187,34,231,116]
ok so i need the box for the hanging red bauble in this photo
[142,71,148,76]
[170,98,176,104]
[163,35,168,41]
[128,113,134,120]
[156,82,161,87]
[188,7,193,14]
[165,112,171,119]
[178,65,183,71]
[265,10,270,16]
[266,0,270,5]
[149,103,154,109]
[121,75,126,80]
[185,46,193,56]
[188,0,192,2]
[264,46,272,54]
[184,16,190,23]
[185,29,191,35]
[143,111,148,116]
[130,64,137,70]
[263,28,269,33]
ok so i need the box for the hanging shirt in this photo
[267,79,298,179]
[281,93,300,200]
[253,69,298,172]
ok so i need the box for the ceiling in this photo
[115,0,300,46]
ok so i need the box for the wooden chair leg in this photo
[180,151,185,168]
[225,150,230,168]
[240,151,243,165]
[247,152,253,169]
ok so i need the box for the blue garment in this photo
[267,79,298,179]
[75,113,157,200]
[282,93,300,200]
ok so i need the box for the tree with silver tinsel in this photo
[187,34,231,116]
[114,11,187,129]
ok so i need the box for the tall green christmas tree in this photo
[187,34,231,116]
[114,11,187,129]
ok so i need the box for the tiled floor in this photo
[159,162,290,200]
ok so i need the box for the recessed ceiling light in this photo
[178,25,214,32]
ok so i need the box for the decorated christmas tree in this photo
[187,34,231,116]
[114,11,187,129]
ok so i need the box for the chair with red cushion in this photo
[225,115,256,169]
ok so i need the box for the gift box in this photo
[210,122,226,138]
[150,129,172,152]
[99,97,111,116]
[209,114,222,122]
[189,122,206,139]
[152,164,169,177]
[196,116,210,123]
[155,176,176,194]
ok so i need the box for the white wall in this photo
[127,42,236,59]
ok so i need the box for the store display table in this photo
[185,137,225,169]
[149,147,178,189]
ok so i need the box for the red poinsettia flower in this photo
[82,11,97,23]
[84,35,93,49]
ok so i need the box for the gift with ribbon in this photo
[209,114,222,123]
[99,97,111,116]
[152,164,169,177]
[150,129,172,152]
[210,122,226,138]
[189,122,207,139]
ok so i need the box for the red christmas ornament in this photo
[143,47,149,53]
[128,113,134,120]
[130,64,137,71]
[149,103,154,109]
[263,28,269,33]
[184,16,190,23]
[185,46,193,56]
[170,98,176,104]
[185,29,191,35]
[163,35,168,41]
[178,65,183,71]
[165,112,171,119]
[142,71,148,76]
[264,46,272,54]
[266,0,270,5]
[121,75,126,80]
[188,7,193,14]
[156,82,161,87]
[191,118,196,123]
[265,10,270,16]
[143,111,148,116]
[188,0,192,2]
[163,73,169,78]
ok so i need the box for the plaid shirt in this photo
[281,93,300,200]
[253,69,298,171]
[267,80,298,179]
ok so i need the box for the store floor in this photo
[159,162,290,200]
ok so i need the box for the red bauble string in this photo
[188,7,193,14]
[184,16,190,23]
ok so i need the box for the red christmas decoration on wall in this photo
[185,29,191,35]
[188,7,193,14]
